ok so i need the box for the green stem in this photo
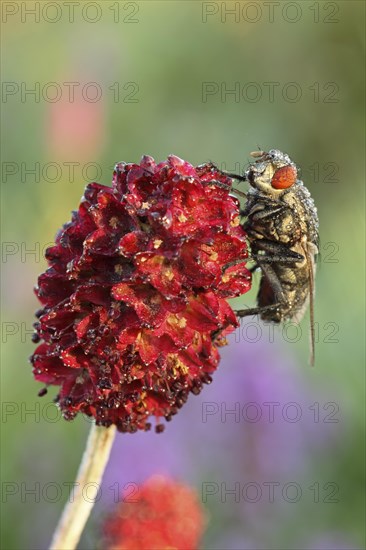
[49,423,116,550]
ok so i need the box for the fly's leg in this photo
[223,239,303,277]
[234,244,299,319]
[222,258,249,271]
[235,303,282,318]
[210,163,247,182]
[234,260,285,318]
[241,197,287,217]
[202,162,247,182]
[222,241,302,283]
[204,180,231,191]
[206,164,247,197]
[250,243,304,306]
[202,177,247,198]
[251,239,305,265]
[248,205,287,221]
[256,261,285,302]
[223,172,247,182]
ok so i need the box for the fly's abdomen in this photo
[257,263,310,323]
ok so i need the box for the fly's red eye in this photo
[271,165,297,189]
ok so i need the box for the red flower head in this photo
[31,155,251,432]
[103,475,206,550]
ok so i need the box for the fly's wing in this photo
[304,241,318,366]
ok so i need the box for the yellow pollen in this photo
[167,353,189,376]
[216,336,228,347]
[109,217,119,229]
[167,315,187,328]
[164,268,174,280]
[178,212,187,222]
[153,239,163,249]
[150,294,162,305]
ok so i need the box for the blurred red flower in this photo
[31,155,251,432]
[46,80,105,162]
[103,475,206,550]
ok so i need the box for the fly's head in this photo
[245,149,298,196]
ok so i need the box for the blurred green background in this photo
[1,1,365,549]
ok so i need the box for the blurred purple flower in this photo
[96,320,342,547]
[102,321,339,485]
[305,533,362,550]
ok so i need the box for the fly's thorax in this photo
[243,189,302,246]
[282,181,319,247]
